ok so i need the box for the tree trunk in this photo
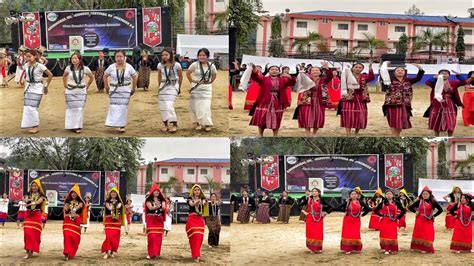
[428,43,433,63]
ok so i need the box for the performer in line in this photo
[15,46,27,87]
[23,179,47,259]
[247,64,295,137]
[368,188,384,230]
[101,187,126,259]
[449,193,473,253]
[424,69,469,136]
[256,191,271,224]
[20,49,53,134]
[81,193,91,233]
[16,195,28,228]
[62,184,86,261]
[186,48,217,132]
[124,199,133,235]
[164,197,173,236]
[373,189,405,254]
[137,50,153,91]
[294,62,333,136]
[157,47,183,133]
[145,184,166,260]
[0,49,11,87]
[337,61,374,136]
[206,193,221,248]
[236,190,253,224]
[396,189,412,230]
[443,186,463,230]
[0,193,9,226]
[333,189,372,254]
[62,52,93,133]
[277,191,294,224]
[298,189,311,222]
[42,201,49,228]
[104,50,138,133]
[243,64,261,110]
[327,68,341,110]
[186,184,208,262]
[301,188,332,253]
[462,71,474,126]
[380,62,424,136]
[92,49,109,92]
[408,186,443,253]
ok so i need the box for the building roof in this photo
[294,10,474,24]
[157,158,230,164]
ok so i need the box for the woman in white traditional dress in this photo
[186,48,217,132]
[15,46,27,86]
[62,52,93,133]
[103,50,138,133]
[164,197,173,236]
[157,47,182,133]
[20,49,53,134]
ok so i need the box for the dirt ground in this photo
[0,71,229,137]
[230,86,473,137]
[230,212,472,265]
[0,221,229,265]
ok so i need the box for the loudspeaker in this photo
[219,203,231,215]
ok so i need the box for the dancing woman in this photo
[380,62,424,136]
[256,191,271,224]
[23,180,47,259]
[373,189,405,254]
[81,194,91,233]
[206,193,222,247]
[327,68,341,110]
[0,193,8,226]
[157,47,183,133]
[20,49,53,134]
[449,193,473,253]
[443,186,462,230]
[124,199,133,235]
[62,184,87,260]
[248,64,295,137]
[294,61,333,136]
[137,50,153,90]
[462,71,474,126]
[424,69,468,136]
[368,188,384,230]
[17,195,28,228]
[301,188,332,253]
[145,184,166,259]
[101,187,126,259]
[186,184,209,262]
[396,189,412,230]
[164,197,173,236]
[298,189,311,222]
[186,48,217,132]
[277,191,294,224]
[104,50,138,133]
[338,61,374,136]
[236,190,253,224]
[62,52,93,133]
[408,186,443,253]
[334,190,372,254]
[92,49,109,92]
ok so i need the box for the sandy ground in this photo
[0,221,229,265]
[230,212,472,265]
[0,71,229,137]
[230,86,473,137]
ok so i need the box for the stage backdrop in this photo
[27,170,101,206]
[45,9,138,51]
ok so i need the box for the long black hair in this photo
[161,47,175,64]
[468,71,474,85]
[197,48,210,58]
[69,52,84,70]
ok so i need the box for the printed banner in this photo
[22,12,41,49]
[384,154,404,189]
[142,7,162,47]
[285,155,379,192]
[105,171,120,197]
[28,170,101,205]
[8,170,24,201]
[45,9,137,51]
[260,156,279,191]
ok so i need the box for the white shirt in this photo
[188,61,217,83]
[64,65,92,86]
[24,62,47,83]
[105,63,137,85]
[0,199,9,213]
[18,200,27,211]
[157,62,181,83]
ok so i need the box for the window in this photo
[457,145,466,151]
[296,21,307,28]
[338,24,349,30]
[187,169,195,175]
[358,41,369,48]
[322,18,329,23]
[395,26,406,32]
[161,168,168,174]
[226,169,230,175]
[379,21,386,26]
[336,40,348,48]
[464,29,473,35]
[200,169,208,175]
[357,24,368,31]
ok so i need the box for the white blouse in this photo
[105,63,137,85]
[64,65,92,86]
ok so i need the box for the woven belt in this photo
[67,84,86,89]
[27,81,42,84]
[110,82,131,87]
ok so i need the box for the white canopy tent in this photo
[176,34,228,59]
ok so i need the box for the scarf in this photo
[341,66,359,96]
[379,61,391,86]
[239,65,253,91]
[434,75,445,102]
[296,71,315,93]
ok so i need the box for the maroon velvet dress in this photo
[295,69,333,129]
[383,70,424,129]
[338,69,375,129]
[249,72,295,129]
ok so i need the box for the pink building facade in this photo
[426,138,474,179]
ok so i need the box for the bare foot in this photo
[28,127,39,134]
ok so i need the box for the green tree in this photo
[411,28,451,62]
[354,33,387,58]
[456,27,466,61]
[1,137,144,194]
[454,154,474,179]
[194,0,209,35]
[160,176,178,195]
[292,32,326,57]
[396,33,409,55]
[405,4,424,16]
[268,15,285,57]
[436,141,450,179]
[145,161,154,192]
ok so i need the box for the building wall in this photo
[184,0,228,34]
[426,140,474,179]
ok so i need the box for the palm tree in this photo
[354,33,387,59]
[292,32,325,57]
[454,154,474,179]
[204,176,222,194]
[411,28,452,62]
[214,9,230,34]
[160,176,178,194]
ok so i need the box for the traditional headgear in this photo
[399,188,409,197]
[29,179,47,212]
[421,186,432,194]
[64,183,87,224]
[189,184,209,216]
[104,187,126,225]
[145,183,167,216]
[354,187,363,195]
[18,45,27,52]
[374,187,383,196]
[38,46,47,53]
[451,186,461,193]
[384,188,395,196]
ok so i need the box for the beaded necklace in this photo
[459,203,472,227]
[309,197,323,222]
[347,199,361,218]
[419,199,433,219]
[384,200,398,222]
